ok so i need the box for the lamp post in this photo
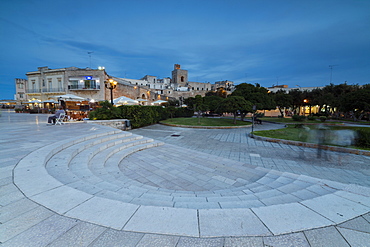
[105,79,117,105]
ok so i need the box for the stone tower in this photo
[171,64,188,87]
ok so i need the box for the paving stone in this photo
[136,234,180,247]
[263,232,310,247]
[336,227,370,247]
[1,214,77,247]
[89,229,144,247]
[199,208,271,237]
[0,206,54,243]
[301,193,370,224]
[3,113,370,245]
[337,216,370,233]
[252,203,333,235]
[363,212,370,223]
[0,198,39,223]
[304,226,350,247]
[334,190,370,208]
[48,221,106,247]
[259,194,301,206]
[176,237,224,247]
[30,185,93,214]
[224,237,263,247]
[291,189,319,200]
[65,197,139,230]
[123,206,199,237]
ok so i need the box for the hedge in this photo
[88,102,194,128]
[356,129,370,148]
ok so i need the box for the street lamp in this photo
[105,79,117,105]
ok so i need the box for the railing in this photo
[68,85,101,90]
[26,88,65,93]
[42,88,65,93]
[26,89,41,93]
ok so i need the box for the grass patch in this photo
[254,125,309,142]
[258,117,343,124]
[254,125,370,150]
[161,117,251,126]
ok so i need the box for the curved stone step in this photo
[13,128,370,238]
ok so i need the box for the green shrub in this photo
[89,103,194,128]
[118,105,169,128]
[307,115,315,121]
[174,107,194,117]
[319,116,327,122]
[292,115,306,122]
[356,129,370,148]
[88,101,121,120]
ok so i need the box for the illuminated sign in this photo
[85,76,92,80]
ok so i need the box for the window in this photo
[69,80,78,89]
[57,78,62,89]
[18,83,23,89]
[19,93,24,98]
[181,76,184,82]
[48,79,52,90]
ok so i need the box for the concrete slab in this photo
[0,214,77,247]
[304,226,350,247]
[263,232,310,247]
[199,208,271,237]
[336,227,370,247]
[338,216,370,233]
[334,190,370,207]
[301,193,370,224]
[30,185,93,214]
[252,203,333,235]
[123,206,199,237]
[65,197,139,230]
[136,234,180,247]
[47,222,106,247]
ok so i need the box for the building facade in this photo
[16,64,235,106]
[22,66,107,103]
[15,78,28,102]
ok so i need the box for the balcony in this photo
[68,85,101,90]
[26,89,41,93]
[42,88,65,93]
[26,88,66,94]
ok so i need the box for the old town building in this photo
[15,64,235,105]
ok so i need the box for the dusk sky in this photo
[1,0,369,99]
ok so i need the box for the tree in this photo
[341,87,370,121]
[231,83,276,110]
[273,90,293,117]
[184,95,208,123]
[220,96,253,124]
[203,95,224,115]
[206,87,228,98]
[288,89,305,115]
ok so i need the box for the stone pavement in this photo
[1,110,369,246]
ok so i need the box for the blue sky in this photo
[1,0,369,99]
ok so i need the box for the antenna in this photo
[88,51,94,68]
[329,65,338,84]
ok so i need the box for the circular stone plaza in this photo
[1,110,369,246]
